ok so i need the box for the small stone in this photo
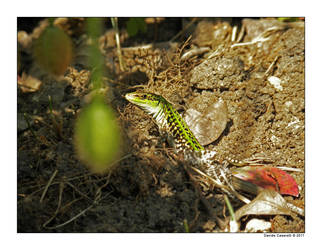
[268,76,283,91]
[245,218,271,232]
[190,56,245,90]
[285,101,293,108]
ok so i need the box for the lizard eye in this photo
[142,94,147,99]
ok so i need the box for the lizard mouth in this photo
[125,92,149,105]
[124,92,136,102]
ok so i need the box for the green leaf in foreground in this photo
[126,17,147,37]
[33,26,73,76]
[74,95,121,174]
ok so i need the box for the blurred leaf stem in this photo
[86,17,105,90]
[111,17,125,71]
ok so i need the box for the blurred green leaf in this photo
[86,18,105,90]
[87,17,104,41]
[88,45,105,89]
[126,17,147,37]
[74,95,121,174]
[33,26,73,76]
[277,17,303,22]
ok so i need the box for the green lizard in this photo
[125,92,204,153]
[125,91,245,197]
[125,91,303,213]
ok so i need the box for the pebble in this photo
[245,218,271,232]
[268,76,283,91]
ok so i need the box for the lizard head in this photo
[125,92,166,117]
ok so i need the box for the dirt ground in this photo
[17,17,304,233]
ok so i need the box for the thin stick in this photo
[43,177,110,230]
[23,113,38,140]
[185,166,227,230]
[42,180,65,228]
[111,17,125,71]
[44,202,95,230]
[170,18,198,42]
[181,47,210,61]
[66,181,93,202]
[286,202,304,216]
[189,166,250,204]
[231,26,238,42]
[236,24,245,43]
[40,169,58,203]
[276,166,303,172]
[231,26,282,48]
[264,55,280,76]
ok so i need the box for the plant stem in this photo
[224,194,236,222]
[183,219,189,233]
[23,113,37,139]
[111,17,125,71]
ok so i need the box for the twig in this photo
[66,181,94,202]
[276,166,303,172]
[42,175,111,229]
[178,35,192,58]
[111,17,126,71]
[231,26,238,42]
[185,166,227,230]
[170,18,198,42]
[40,169,58,203]
[41,154,130,229]
[231,26,283,48]
[43,176,112,230]
[264,55,280,76]
[24,154,132,191]
[181,47,210,61]
[23,113,38,141]
[236,24,245,43]
[42,180,65,228]
[189,166,250,204]
[44,202,95,230]
[286,202,304,216]
[58,197,83,213]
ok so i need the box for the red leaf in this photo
[232,165,299,197]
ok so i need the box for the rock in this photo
[245,218,271,232]
[190,56,245,90]
[31,80,67,107]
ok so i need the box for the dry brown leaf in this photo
[18,72,42,93]
[18,31,32,49]
[184,98,228,145]
[234,189,292,221]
